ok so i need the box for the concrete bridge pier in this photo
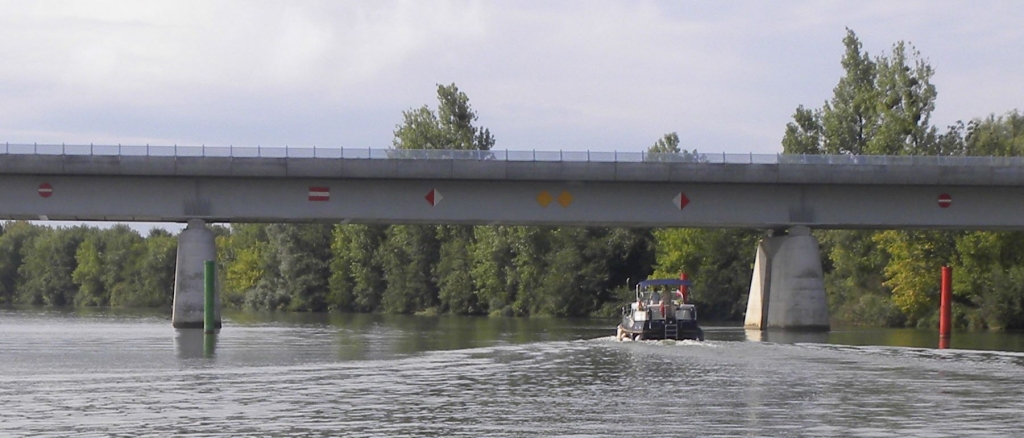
[744,226,829,331]
[171,219,220,329]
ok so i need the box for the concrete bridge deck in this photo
[2,145,1023,230]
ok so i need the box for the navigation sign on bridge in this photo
[308,187,329,202]
[38,183,53,198]
[938,193,952,208]
[672,192,690,210]
[425,189,443,206]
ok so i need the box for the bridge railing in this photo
[5,143,1024,166]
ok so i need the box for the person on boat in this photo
[650,291,660,305]
[658,289,670,318]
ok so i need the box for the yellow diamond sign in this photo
[557,191,573,208]
[536,191,554,207]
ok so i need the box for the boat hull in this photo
[617,319,704,341]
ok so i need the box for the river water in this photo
[3,308,1024,437]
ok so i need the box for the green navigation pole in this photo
[204,260,216,334]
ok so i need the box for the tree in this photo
[19,226,88,306]
[132,229,177,308]
[874,230,957,327]
[379,224,439,314]
[783,28,938,156]
[649,132,681,154]
[263,224,332,312]
[868,41,938,155]
[470,226,516,316]
[100,225,146,307]
[436,225,479,314]
[72,234,106,306]
[394,83,495,151]
[820,28,878,154]
[219,224,269,307]
[328,224,387,312]
[0,222,42,305]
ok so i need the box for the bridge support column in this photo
[172,219,220,329]
[744,226,829,331]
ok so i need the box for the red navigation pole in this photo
[939,266,952,349]
[679,272,689,304]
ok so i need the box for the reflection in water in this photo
[176,329,217,359]
[744,329,830,344]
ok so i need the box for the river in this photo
[2,308,1024,437]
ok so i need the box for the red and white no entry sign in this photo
[38,183,53,198]
[937,193,952,208]
[308,186,329,202]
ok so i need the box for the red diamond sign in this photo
[672,192,690,210]
[425,189,443,206]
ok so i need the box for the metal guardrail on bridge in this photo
[3,143,1024,166]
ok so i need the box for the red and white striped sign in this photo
[38,182,53,198]
[309,186,329,202]
[425,189,443,206]
[938,193,952,208]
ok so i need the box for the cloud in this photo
[0,1,1021,153]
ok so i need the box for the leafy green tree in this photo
[394,83,495,151]
[436,225,479,314]
[19,226,89,306]
[470,226,516,316]
[819,230,900,326]
[820,28,878,154]
[508,226,552,316]
[649,132,681,153]
[868,41,938,155]
[963,110,1024,156]
[101,225,146,307]
[782,106,824,154]
[783,29,938,156]
[328,224,387,312]
[132,229,177,308]
[536,228,611,316]
[264,224,332,312]
[218,224,269,307]
[874,230,958,327]
[72,234,106,306]
[380,224,439,314]
[0,222,41,305]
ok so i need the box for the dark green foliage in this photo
[263,224,332,311]
[0,222,43,305]
[436,226,478,315]
[19,226,89,306]
[380,225,440,314]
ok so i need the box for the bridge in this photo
[3,143,1024,228]
[4,143,1024,331]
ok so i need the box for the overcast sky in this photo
[1,1,1021,156]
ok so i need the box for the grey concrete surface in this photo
[2,154,1024,229]
[171,220,220,329]
[745,227,829,331]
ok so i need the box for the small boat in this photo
[617,278,704,341]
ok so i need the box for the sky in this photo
[1,1,1022,158]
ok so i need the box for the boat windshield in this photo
[637,289,673,304]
